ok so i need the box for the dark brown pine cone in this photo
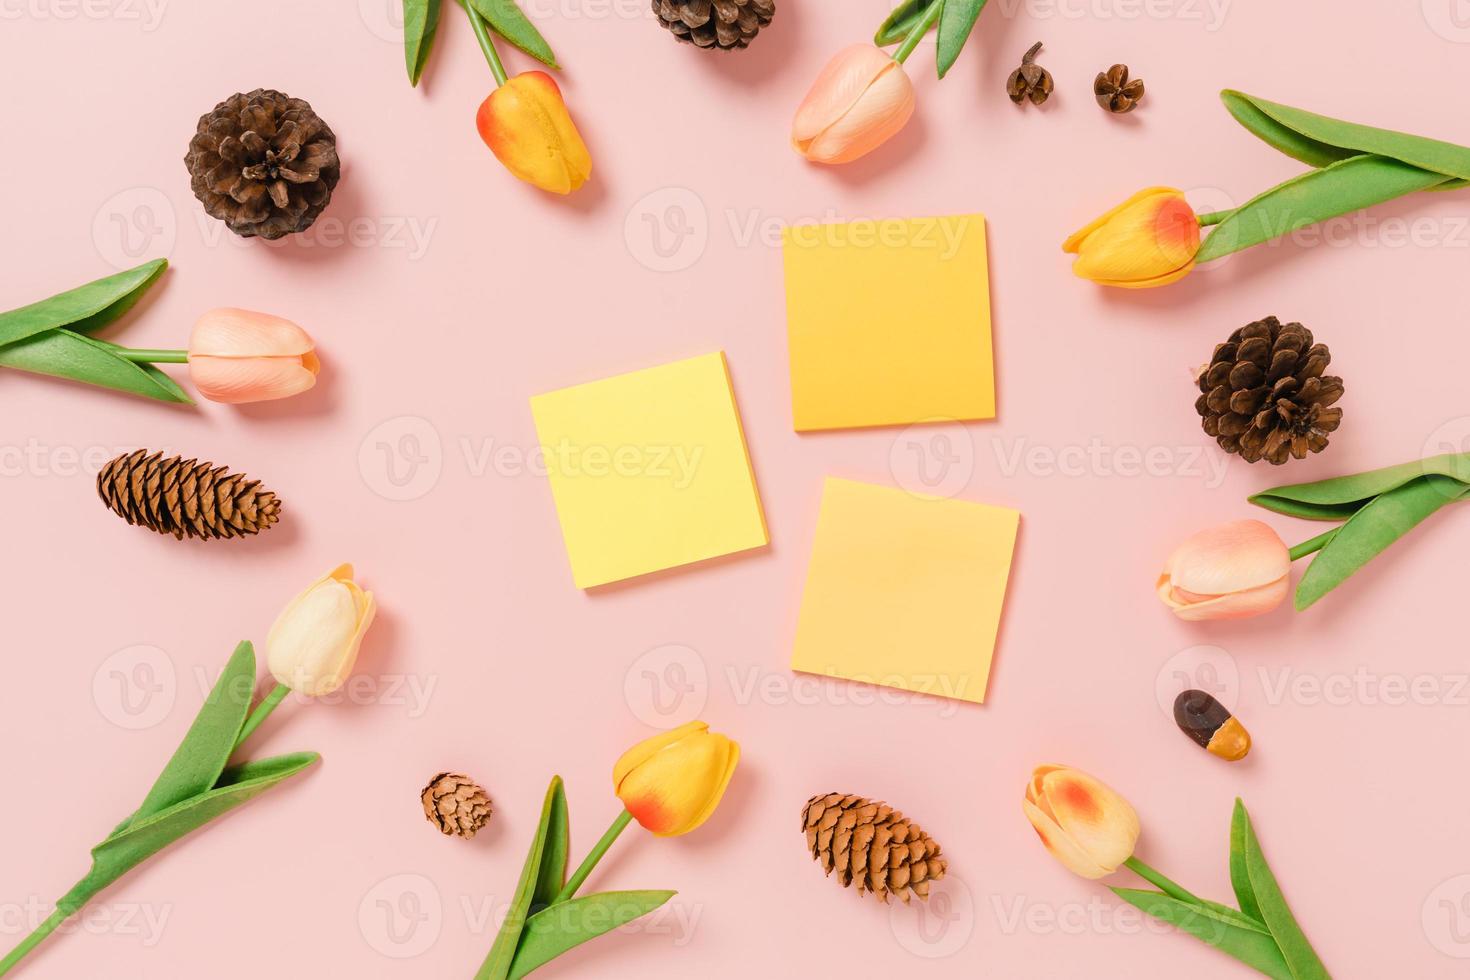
[421,773,493,839]
[1196,317,1345,465]
[185,89,340,240]
[653,0,775,50]
[801,792,947,904]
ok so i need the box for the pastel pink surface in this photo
[2,4,1470,979]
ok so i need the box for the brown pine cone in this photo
[422,773,493,839]
[185,89,340,240]
[96,450,282,540]
[801,793,947,904]
[1196,317,1345,465]
[653,0,775,50]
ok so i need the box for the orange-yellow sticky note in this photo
[783,214,994,431]
[530,352,768,589]
[790,478,1019,704]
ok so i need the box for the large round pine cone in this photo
[422,772,494,839]
[185,89,340,240]
[653,0,774,50]
[801,793,947,904]
[1196,316,1344,465]
[97,450,281,540]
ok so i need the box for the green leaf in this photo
[466,0,558,69]
[1229,800,1264,925]
[936,0,988,79]
[1111,888,1293,980]
[0,258,166,349]
[530,780,569,914]
[1236,802,1331,979]
[1223,90,1470,188]
[1295,474,1465,610]
[404,0,443,86]
[508,890,676,980]
[875,0,931,45]
[0,328,192,403]
[1250,452,1470,520]
[1196,153,1452,264]
[478,776,566,980]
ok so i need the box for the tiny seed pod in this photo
[1173,690,1251,761]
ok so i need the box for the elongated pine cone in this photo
[97,450,281,540]
[422,772,493,839]
[1196,316,1344,465]
[801,793,947,903]
[653,0,775,50]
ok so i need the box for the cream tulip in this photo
[267,564,375,696]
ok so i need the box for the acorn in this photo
[1173,690,1251,761]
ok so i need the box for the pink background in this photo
[3,1,1470,976]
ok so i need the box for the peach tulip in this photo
[1157,519,1291,621]
[613,721,739,837]
[477,71,592,195]
[188,308,319,404]
[1023,765,1139,880]
[1063,187,1201,288]
[792,43,916,165]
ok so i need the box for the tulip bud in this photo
[613,721,739,837]
[267,564,376,697]
[477,71,592,195]
[1023,765,1139,879]
[188,308,320,405]
[792,44,916,165]
[1063,187,1200,288]
[1157,519,1291,621]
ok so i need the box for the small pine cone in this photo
[801,793,947,904]
[422,773,493,839]
[653,0,775,50]
[96,450,282,540]
[1196,316,1345,465]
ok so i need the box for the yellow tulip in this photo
[613,721,739,837]
[1063,187,1200,288]
[1022,764,1139,879]
[266,564,376,696]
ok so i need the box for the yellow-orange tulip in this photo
[1157,519,1291,621]
[1063,187,1200,288]
[267,564,376,696]
[476,71,591,195]
[613,721,739,837]
[1023,764,1139,879]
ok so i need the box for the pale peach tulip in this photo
[188,307,320,404]
[792,43,916,165]
[1023,765,1139,879]
[1157,519,1291,621]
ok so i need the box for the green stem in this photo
[1197,209,1233,227]
[112,347,189,364]
[461,0,508,86]
[553,810,633,904]
[0,908,67,977]
[1289,528,1338,562]
[1124,856,1201,905]
[892,0,943,64]
[234,684,291,750]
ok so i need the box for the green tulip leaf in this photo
[0,328,192,404]
[466,0,558,69]
[404,0,443,86]
[478,776,566,980]
[1223,90,1470,188]
[0,258,166,349]
[1229,800,1265,924]
[1110,888,1293,980]
[874,0,932,45]
[530,779,570,913]
[507,890,677,980]
[1235,802,1331,979]
[1295,474,1466,611]
[936,0,989,79]
[1250,452,1470,521]
[1196,153,1452,264]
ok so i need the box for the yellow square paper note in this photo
[530,352,768,589]
[783,214,994,431]
[790,478,1019,704]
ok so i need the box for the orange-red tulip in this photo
[613,721,739,837]
[476,71,591,195]
[1063,187,1201,288]
[1157,519,1291,621]
[188,308,319,404]
[792,43,916,165]
[1023,765,1139,879]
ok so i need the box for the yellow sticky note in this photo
[783,214,994,431]
[790,478,1019,704]
[530,352,768,589]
